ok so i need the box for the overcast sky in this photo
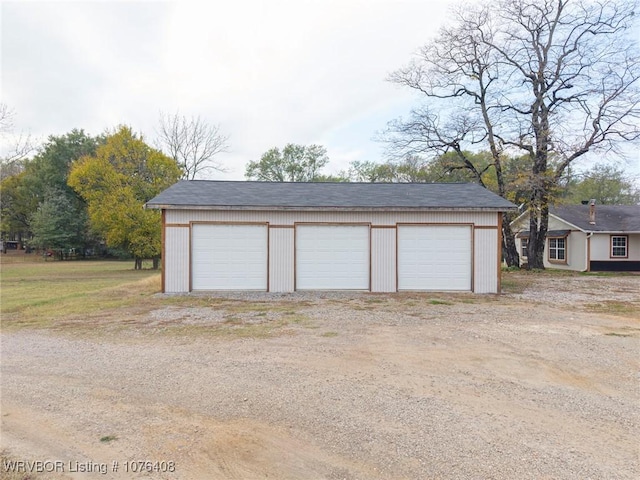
[2,0,639,181]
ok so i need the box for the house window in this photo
[521,238,529,258]
[548,237,566,262]
[611,235,628,258]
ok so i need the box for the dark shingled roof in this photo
[517,229,571,238]
[145,180,516,210]
[551,205,640,232]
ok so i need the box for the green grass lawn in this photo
[0,257,310,337]
[0,258,160,328]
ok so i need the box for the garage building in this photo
[145,181,516,294]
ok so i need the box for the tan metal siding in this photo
[473,228,499,293]
[166,210,498,226]
[164,227,190,293]
[269,227,294,292]
[371,228,396,292]
[164,209,502,293]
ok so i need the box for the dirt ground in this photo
[1,273,639,479]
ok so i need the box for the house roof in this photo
[511,204,640,233]
[145,180,517,211]
[551,205,640,232]
[517,229,571,238]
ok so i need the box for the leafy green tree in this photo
[563,163,640,205]
[1,130,102,250]
[24,129,101,203]
[29,189,89,254]
[348,160,397,182]
[68,126,182,269]
[245,144,329,181]
[0,171,36,246]
[312,173,350,182]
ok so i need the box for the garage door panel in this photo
[398,225,471,291]
[297,225,369,290]
[192,224,267,290]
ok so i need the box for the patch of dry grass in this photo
[162,313,312,339]
[0,259,160,329]
[585,300,640,318]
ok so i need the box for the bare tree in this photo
[0,103,35,179]
[0,103,12,132]
[156,112,229,180]
[387,0,640,269]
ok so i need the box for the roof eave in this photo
[585,230,640,234]
[145,204,516,212]
[510,211,588,233]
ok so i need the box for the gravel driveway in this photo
[1,273,639,479]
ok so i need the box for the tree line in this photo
[245,145,639,268]
[2,126,635,269]
[0,111,228,268]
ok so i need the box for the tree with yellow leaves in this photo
[68,126,181,269]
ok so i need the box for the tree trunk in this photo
[152,257,160,270]
[134,257,142,270]
[501,212,520,268]
[526,193,549,270]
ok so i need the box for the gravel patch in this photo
[1,274,639,479]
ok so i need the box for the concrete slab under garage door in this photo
[296,225,369,290]
[191,224,267,290]
[398,225,471,291]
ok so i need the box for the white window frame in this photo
[548,237,567,263]
[611,235,628,258]
[520,238,529,259]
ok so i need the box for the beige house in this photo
[510,203,640,272]
[146,181,516,294]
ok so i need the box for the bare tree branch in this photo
[384,0,640,268]
[156,111,229,180]
[0,103,36,180]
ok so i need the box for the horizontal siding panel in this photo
[164,210,503,294]
[166,209,498,226]
[589,234,640,261]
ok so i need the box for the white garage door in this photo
[296,225,369,290]
[398,225,471,291]
[191,224,267,290]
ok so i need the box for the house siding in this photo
[512,215,587,270]
[269,227,294,292]
[474,228,499,293]
[166,210,497,226]
[511,210,640,272]
[164,209,501,294]
[164,226,190,293]
[543,230,586,271]
[591,233,640,261]
[371,227,396,292]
